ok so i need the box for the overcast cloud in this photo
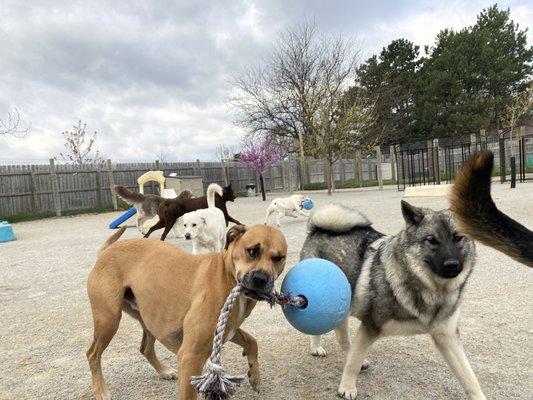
[0,0,531,163]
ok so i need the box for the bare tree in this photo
[0,109,31,137]
[230,21,360,186]
[154,149,169,163]
[60,120,103,165]
[216,144,238,185]
[502,83,532,146]
[217,144,237,162]
[306,86,378,195]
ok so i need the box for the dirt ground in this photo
[1,183,532,400]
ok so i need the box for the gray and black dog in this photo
[300,201,486,400]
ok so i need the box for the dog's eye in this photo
[425,236,440,245]
[192,223,197,227]
[453,234,464,243]
[247,247,259,258]
[272,255,285,263]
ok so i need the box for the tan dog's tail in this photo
[99,227,127,255]
[116,186,145,205]
[450,150,533,267]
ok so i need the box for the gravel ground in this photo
[1,184,532,400]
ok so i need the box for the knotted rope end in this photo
[191,361,246,400]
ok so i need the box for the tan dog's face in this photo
[226,225,287,299]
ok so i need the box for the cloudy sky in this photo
[1,0,531,163]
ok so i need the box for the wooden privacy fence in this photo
[0,159,293,217]
[0,155,391,218]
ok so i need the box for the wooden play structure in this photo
[137,170,166,194]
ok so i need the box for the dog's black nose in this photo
[444,259,460,268]
[249,270,270,290]
[443,259,462,275]
[185,233,191,240]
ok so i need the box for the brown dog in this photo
[145,183,242,241]
[116,186,195,234]
[86,224,287,400]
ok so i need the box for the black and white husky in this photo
[300,202,486,400]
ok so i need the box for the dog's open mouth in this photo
[241,287,273,301]
[238,270,276,301]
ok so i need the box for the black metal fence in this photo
[394,125,533,190]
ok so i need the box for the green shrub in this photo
[1,203,130,223]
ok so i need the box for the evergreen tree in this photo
[356,39,420,144]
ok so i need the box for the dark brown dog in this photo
[116,187,195,234]
[145,183,242,241]
[87,224,287,400]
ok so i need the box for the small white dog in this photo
[182,183,226,254]
[264,194,310,227]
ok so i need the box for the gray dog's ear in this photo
[401,200,425,225]
[225,225,247,249]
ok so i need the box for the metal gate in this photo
[395,136,487,191]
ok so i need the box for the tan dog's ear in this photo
[225,225,247,249]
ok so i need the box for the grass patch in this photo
[303,179,396,191]
[1,203,130,224]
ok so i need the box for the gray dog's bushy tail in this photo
[309,203,372,233]
[116,186,145,204]
[99,226,127,255]
[450,150,533,268]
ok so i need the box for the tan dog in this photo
[86,224,287,400]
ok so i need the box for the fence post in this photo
[426,140,434,182]
[434,139,441,185]
[376,146,383,190]
[30,170,39,211]
[220,158,229,186]
[194,159,201,177]
[389,145,397,183]
[107,159,118,211]
[49,158,61,216]
[499,130,506,183]
[95,168,102,206]
[287,153,294,194]
[355,150,362,188]
[340,160,346,183]
[480,129,487,149]
[469,134,478,155]
[280,162,286,191]
[304,158,310,186]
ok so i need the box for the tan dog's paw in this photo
[94,389,112,400]
[310,346,327,357]
[337,384,357,400]
[247,363,260,393]
[158,367,178,380]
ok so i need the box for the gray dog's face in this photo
[401,201,475,279]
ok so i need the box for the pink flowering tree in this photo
[240,134,287,201]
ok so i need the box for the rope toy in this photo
[190,284,306,400]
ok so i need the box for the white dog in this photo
[264,194,310,227]
[182,183,226,254]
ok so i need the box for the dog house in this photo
[165,175,204,197]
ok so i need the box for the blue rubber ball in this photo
[302,199,314,210]
[281,258,351,335]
